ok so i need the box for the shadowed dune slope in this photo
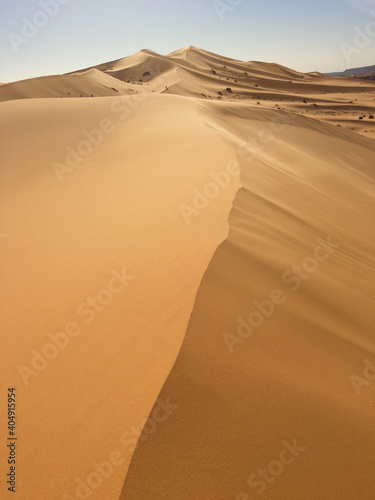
[120,102,375,500]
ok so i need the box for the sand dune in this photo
[0,93,240,500]
[2,46,374,136]
[1,46,374,500]
[119,101,375,499]
[0,70,137,102]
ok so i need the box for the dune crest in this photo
[1,46,374,137]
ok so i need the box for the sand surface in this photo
[0,47,374,500]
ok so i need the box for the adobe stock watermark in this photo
[350,359,375,395]
[179,159,240,224]
[340,10,375,62]
[52,63,164,183]
[237,114,290,165]
[17,268,135,386]
[7,0,72,54]
[62,397,179,500]
[179,115,289,225]
[236,439,307,498]
[224,236,341,353]
[52,95,147,182]
[213,0,244,21]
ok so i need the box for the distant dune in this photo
[1,47,374,500]
[1,47,374,138]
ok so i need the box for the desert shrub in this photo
[211,69,216,75]
[370,115,374,119]
[143,71,150,77]
[218,91,223,95]
[226,87,232,93]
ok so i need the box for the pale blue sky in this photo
[1,0,374,83]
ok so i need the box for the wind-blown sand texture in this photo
[1,47,374,500]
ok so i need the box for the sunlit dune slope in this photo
[0,94,240,500]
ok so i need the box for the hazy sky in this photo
[1,0,375,82]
